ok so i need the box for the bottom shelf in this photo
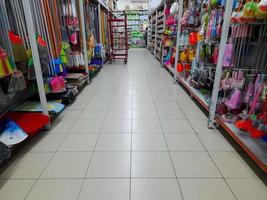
[163,63,174,75]
[176,74,210,111]
[216,116,267,173]
[174,74,267,174]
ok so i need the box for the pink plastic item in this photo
[166,15,176,26]
[72,17,79,26]
[223,43,233,67]
[225,88,243,110]
[50,76,66,93]
[70,32,77,44]
[165,7,170,15]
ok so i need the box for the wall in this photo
[117,0,149,10]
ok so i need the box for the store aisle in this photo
[0,49,266,200]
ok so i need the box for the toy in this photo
[243,1,257,19]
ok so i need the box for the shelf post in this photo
[154,10,158,57]
[173,0,183,83]
[98,3,104,62]
[79,0,90,83]
[208,0,233,128]
[161,2,166,67]
[22,0,49,117]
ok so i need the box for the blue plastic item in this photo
[0,120,28,147]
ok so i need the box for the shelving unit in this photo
[216,116,267,173]
[150,0,267,174]
[126,9,148,48]
[148,11,157,55]
[155,4,165,61]
[177,74,210,111]
[0,0,113,166]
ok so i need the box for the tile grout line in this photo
[129,69,134,200]
[24,76,101,200]
[76,67,113,200]
[165,73,238,200]
[146,72,185,200]
[22,97,86,200]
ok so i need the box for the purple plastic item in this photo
[225,88,243,110]
[90,59,102,66]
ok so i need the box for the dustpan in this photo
[0,48,15,77]
[5,112,50,137]
[8,69,26,93]
[8,31,27,62]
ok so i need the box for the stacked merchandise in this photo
[126,10,149,48]
[148,12,157,54]
[100,7,110,61]
[162,1,180,73]
[147,16,152,50]
[155,5,165,60]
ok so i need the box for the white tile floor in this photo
[0,49,266,200]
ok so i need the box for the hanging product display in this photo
[162,1,180,72]
[0,0,111,167]
[149,0,267,173]
[155,4,165,60]
[0,48,15,78]
[177,0,202,83]
[148,10,157,54]
[84,1,106,73]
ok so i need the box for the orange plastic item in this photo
[185,64,191,71]
[189,32,198,45]
[177,63,184,72]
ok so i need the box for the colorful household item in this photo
[0,48,15,78]
[180,51,188,62]
[50,76,66,93]
[223,43,233,67]
[12,101,65,114]
[170,2,179,15]
[225,87,243,110]
[256,0,267,19]
[177,63,184,73]
[0,120,28,147]
[5,112,50,137]
[243,1,258,19]
[189,32,198,45]
[8,31,27,62]
[8,70,26,93]
[166,15,176,26]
